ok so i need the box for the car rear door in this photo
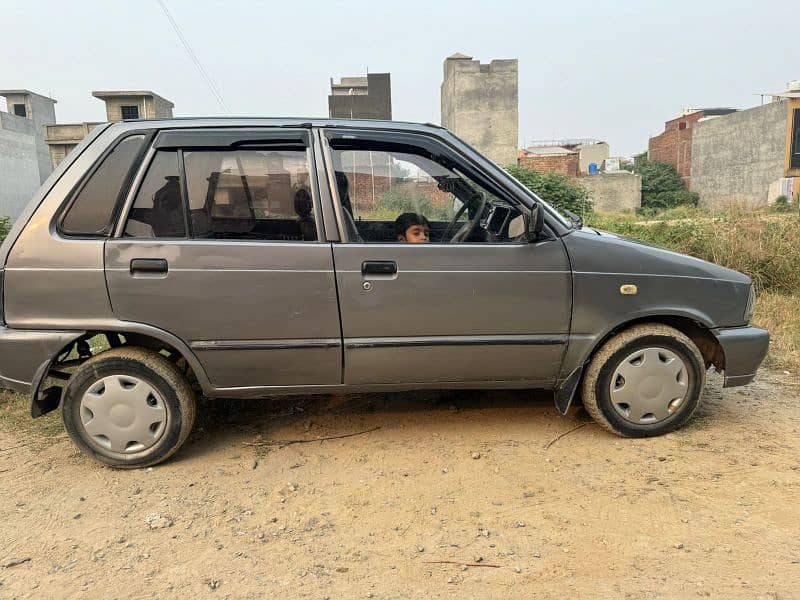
[319,128,572,387]
[105,128,342,391]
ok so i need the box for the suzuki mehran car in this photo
[0,118,769,468]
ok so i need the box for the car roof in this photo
[107,116,449,136]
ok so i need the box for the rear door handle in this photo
[361,261,397,276]
[130,258,168,275]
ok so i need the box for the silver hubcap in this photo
[609,347,690,425]
[79,375,167,454]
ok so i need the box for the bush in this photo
[633,157,699,213]
[505,165,592,215]
[773,195,790,212]
[0,217,9,242]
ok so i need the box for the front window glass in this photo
[331,147,525,243]
[183,149,317,241]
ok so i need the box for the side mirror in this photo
[527,203,544,242]
[563,208,583,229]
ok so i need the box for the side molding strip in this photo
[346,336,566,349]
[190,339,341,351]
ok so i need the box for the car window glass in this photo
[61,134,146,235]
[124,151,185,238]
[183,149,317,241]
[331,147,521,244]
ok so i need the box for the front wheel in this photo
[62,347,196,468]
[581,324,706,437]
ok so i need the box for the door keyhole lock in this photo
[362,281,373,291]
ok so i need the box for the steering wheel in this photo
[442,192,488,243]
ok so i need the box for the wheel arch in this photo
[560,312,725,391]
[32,322,213,418]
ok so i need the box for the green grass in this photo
[586,208,800,295]
[0,390,65,447]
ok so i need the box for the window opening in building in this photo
[121,105,140,120]
[791,108,800,170]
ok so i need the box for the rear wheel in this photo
[62,347,196,468]
[581,324,705,437]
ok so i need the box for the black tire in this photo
[62,347,196,468]
[581,323,705,437]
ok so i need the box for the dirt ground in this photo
[1,369,799,599]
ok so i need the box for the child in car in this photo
[395,212,431,243]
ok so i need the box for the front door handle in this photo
[130,258,168,275]
[361,261,397,276]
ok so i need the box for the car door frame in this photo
[105,126,346,394]
[316,126,573,389]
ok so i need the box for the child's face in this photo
[400,224,430,243]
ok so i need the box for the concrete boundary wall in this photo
[578,173,641,213]
[690,102,787,209]
[0,126,40,219]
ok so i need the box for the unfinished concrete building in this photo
[328,73,392,120]
[0,90,57,219]
[45,90,174,168]
[441,53,518,166]
[91,90,174,122]
[690,82,800,209]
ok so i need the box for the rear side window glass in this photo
[61,134,146,235]
[183,149,317,241]
[124,151,186,238]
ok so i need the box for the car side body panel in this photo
[3,125,118,328]
[0,118,769,412]
[560,229,755,379]
[332,241,571,386]
[104,240,342,388]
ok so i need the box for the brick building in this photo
[517,146,580,177]
[648,108,737,184]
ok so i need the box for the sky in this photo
[1,0,797,156]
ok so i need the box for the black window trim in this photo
[55,129,155,239]
[791,108,800,170]
[115,127,324,243]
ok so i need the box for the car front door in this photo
[105,128,342,391]
[320,128,572,387]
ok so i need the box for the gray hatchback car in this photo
[0,118,769,468]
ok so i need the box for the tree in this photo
[505,165,592,215]
[634,156,699,212]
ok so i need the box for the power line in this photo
[155,0,230,114]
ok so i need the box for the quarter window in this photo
[183,149,317,241]
[61,134,146,235]
[124,151,185,238]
